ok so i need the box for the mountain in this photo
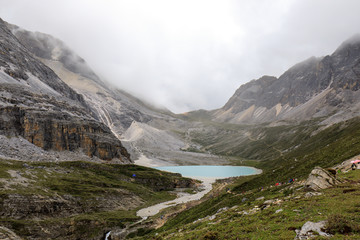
[211,35,360,124]
[0,18,199,240]
[1,17,360,240]
[0,18,130,162]
[7,21,226,166]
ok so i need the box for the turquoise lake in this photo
[155,165,260,178]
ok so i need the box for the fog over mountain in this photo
[1,0,360,113]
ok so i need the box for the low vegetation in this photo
[133,169,360,240]
[0,160,194,239]
[129,117,360,239]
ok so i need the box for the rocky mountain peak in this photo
[212,35,360,124]
[6,21,103,86]
[332,34,360,57]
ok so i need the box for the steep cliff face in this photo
[212,35,360,124]
[0,106,129,161]
[0,18,130,162]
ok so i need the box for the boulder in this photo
[294,221,331,239]
[304,167,340,191]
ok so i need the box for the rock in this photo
[275,209,283,214]
[264,199,274,205]
[294,221,331,240]
[208,215,216,220]
[304,167,340,191]
[249,207,260,214]
[217,207,229,213]
[0,106,130,162]
[304,192,322,198]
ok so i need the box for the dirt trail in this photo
[136,176,217,218]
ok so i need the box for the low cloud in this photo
[1,0,360,113]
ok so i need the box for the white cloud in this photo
[1,0,360,112]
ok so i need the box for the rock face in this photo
[0,18,130,162]
[212,35,360,124]
[304,167,340,190]
[0,106,129,161]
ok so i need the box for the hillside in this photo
[123,37,360,239]
[134,165,360,239]
[0,18,130,163]
[0,158,195,239]
[188,35,360,125]
[7,21,226,166]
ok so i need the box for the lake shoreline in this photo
[134,155,263,218]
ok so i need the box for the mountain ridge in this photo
[190,36,360,125]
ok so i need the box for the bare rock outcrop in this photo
[304,167,340,191]
[294,221,331,240]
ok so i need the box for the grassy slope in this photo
[187,119,320,160]
[0,160,193,239]
[138,170,360,240]
[131,117,360,239]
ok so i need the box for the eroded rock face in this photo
[304,167,340,191]
[0,106,130,161]
[0,18,131,162]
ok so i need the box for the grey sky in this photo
[1,0,360,113]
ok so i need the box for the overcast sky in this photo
[1,0,360,113]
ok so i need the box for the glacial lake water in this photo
[155,165,260,178]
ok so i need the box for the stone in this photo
[304,167,340,191]
[208,215,216,220]
[304,192,322,198]
[275,209,283,214]
[217,207,229,213]
[294,221,331,240]
[264,199,274,205]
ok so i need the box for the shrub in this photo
[202,231,219,240]
[325,214,360,234]
[283,188,294,196]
